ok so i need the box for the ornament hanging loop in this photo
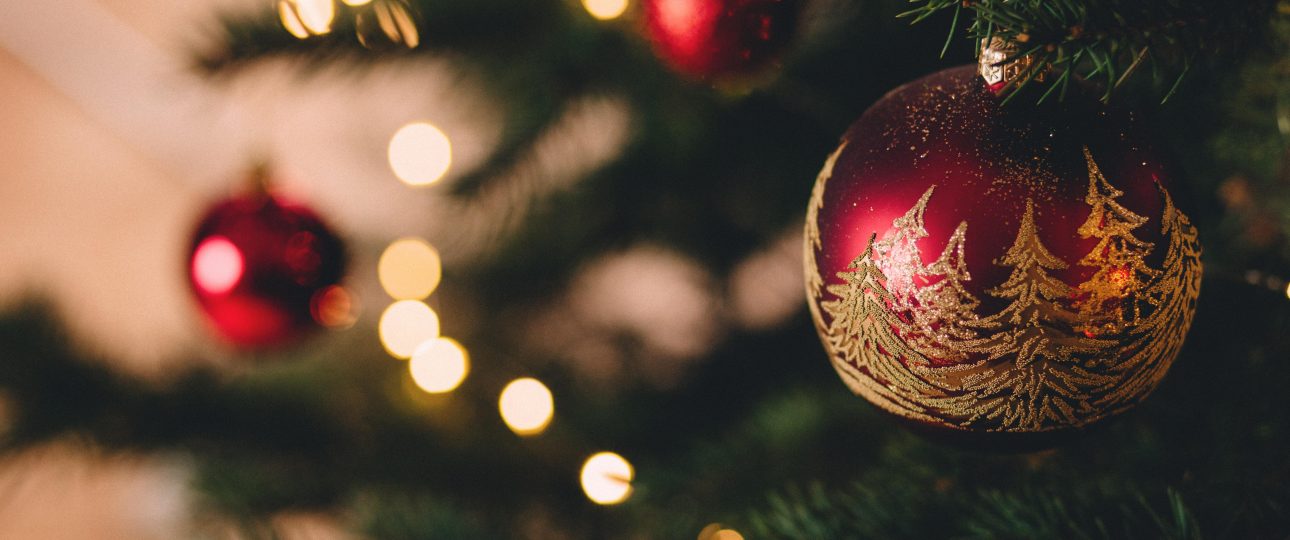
[978,37,1045,92]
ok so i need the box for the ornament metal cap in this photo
[978,36,1043,91]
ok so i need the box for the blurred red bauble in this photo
[642,0,802,81]
[804,65,1203,447]
[188,180,347,348]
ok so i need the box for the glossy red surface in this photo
[813,66,1171,348]
[805,66,1199,447]
[642,0,801,81]
[187,191,346,348]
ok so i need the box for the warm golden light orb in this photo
[409,337,470,393]
[278,0,334,37]
[378,238,442,300]
[583,0,629,20]
[498,378,554,436]
[580,452,633,505]
[388,122,452,186]
[378,300,440,359]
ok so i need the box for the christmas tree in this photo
[0,0,1285,538]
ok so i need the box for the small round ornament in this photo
[803,61,1202,446]
[188,171,347,348]
[642,0,803,82]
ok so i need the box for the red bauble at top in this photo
[804,65,1202,446]
[188,187,347,348]
[642,0,802,81]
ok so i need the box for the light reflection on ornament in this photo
[579,452,633,505]
[192,236,244,295]
[409,337,470,393]
[342,0,373,5]
[378,238,442,300]
[388,122,452,186]
[583,0,629,20]
[652,0,716,59]
[311,285,359,329]
[378,300,440,359]
[498,378,554,436]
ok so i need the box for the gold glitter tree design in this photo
[1093,183,1203,412]
[960,200,1112,430]
[909,221,994,362]
[823,235,945,411]
[1074,147,1159,334]
[873,186,935,308]
[807,166,1199,432]
[805,142,846,313]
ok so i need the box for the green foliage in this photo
[751,483,1204,540]
[902,0,1279,102]
[352,492,495,539]
[742,276,1290,539]
[0,0,1284,538]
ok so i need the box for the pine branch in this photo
[748,483,1204,540]
[900,0,1280,102]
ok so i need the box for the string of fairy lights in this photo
[275,0,654,509]
[373,120,639,504]
[275,0,785,534]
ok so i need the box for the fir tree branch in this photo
[900,0,1279,102]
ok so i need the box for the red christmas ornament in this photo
[188,176,347,348]
[642,0,802,81]
[804,64,1203,448]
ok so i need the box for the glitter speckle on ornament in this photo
[804,65,1202,444]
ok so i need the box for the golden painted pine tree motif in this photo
[874,186,935,310]
[1091,184,1202,413]
[909,221,994,363]
[822,235,947,420]
[808,148,1201,432]
[805,142,846,331]
[954,201,1113,430]
[1075,147,1159,334]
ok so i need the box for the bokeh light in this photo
[278,2,311,39]
[388,122,452,186]
[278,0,334,37]
[583,0,629,20]
[498,378,554,436]
[409,337,469,393]
[311,285,359,329]
[698,524,746,540]
[378,238,442,300]
[192,236,244,295]
[379,1,421,48]
[580,452,633,505]
[1285,282,1290,300]
[342,0,373,5]
[378,300,440,359]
